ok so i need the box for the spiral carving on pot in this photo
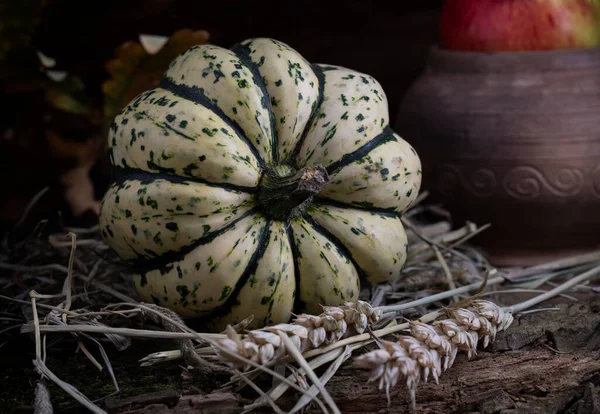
[503,166,584,200]
[435,164,496,198]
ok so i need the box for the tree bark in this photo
[106,299,600,414]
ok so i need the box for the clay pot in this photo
[396,46,600,266]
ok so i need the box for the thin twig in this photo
[407,222,478,259]
[288,346,352,414]
[20,323,224,340]
[77,273,138,303]
[50,239,107,248]
[206,337,330,412]
[29,290,42,362]
[63,224,100,234]
[253,341,369,411]
[278,332,341,414]
[508,265,600,313]
[13,186,49,230]
[234,368,287,414]
[29,290,108,413]
[376,276,504,313]
[518,307,560,315]
[0,295,79,315]
[504,250,600,281]
[60,232,76,324]
[0,262,69,274]
[433,246,457,301]
[442,223,492,253]
[401,217,446,250]
[76,341,103,371]
[479,288,579,302]
[33,360,107,414]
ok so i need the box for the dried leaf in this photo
[46,128,104,217]
[62,165,101,216]
[44,75,93,116]
[102,28,210,124]
[45,70,68,82]
[36,50,56,68]
[45,75,93,116]
[139,34,169,55]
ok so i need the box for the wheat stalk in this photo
[354,299,514,410]
[212,300,382,371]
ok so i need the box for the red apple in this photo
[440,0,600,51]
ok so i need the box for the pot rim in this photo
[427,44,600,73]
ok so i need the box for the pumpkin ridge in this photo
[111,165,258,195]
[108,87,263,188]
[192,219,273,322]
[159,76,267,171]
[260,248,284,327]
[288,215,360,314]
[325,125,397,175]
[287,63,326,167]
[308,204,408,285]
[230,41,279,166]
[312,197,401,217]
[300,212,371,289]
[130,208,259,276]
[286,221,303,313]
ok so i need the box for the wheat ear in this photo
[213,300,382,370]
[354,299,514,409]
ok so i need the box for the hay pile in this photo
[2,193,599,413]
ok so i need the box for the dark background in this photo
[32,0,444,118]
[2,0,445,233]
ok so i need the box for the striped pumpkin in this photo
[99,38,422,331]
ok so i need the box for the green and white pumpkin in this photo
[99,38,422,331]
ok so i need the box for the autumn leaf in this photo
[44,74,94,117]
[102,28,210,124]
[46,126,105,217]
[61,165,101,217]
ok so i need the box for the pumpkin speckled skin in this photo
[99,38,422,331]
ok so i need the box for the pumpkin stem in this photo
[257,164,330,221]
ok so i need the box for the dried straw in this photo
[2,192,600,412]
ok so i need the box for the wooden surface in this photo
[91,298,600,414]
